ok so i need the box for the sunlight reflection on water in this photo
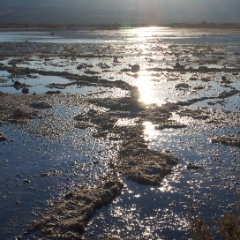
[137,74,157,104]
[1,27,240,45]
[143,121,158,141]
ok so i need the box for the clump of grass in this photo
[189,194,240,240]
[189,206,214,240]
[213,200,240,240]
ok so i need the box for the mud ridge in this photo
[29,176,124,240]
[211,135,240,147]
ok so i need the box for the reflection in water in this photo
[143,121,158,141]
[1,27,240,45]
[115,118,137,127]
[158,179,173,193]
[129,27,172,43]
[83,124,239,239]
[136,72,171,106]
[137,75,156,104]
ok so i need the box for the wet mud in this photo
[211,135,240,147]
[30,102,52,109]
[29,175,123,240]
[0,92,43,123]
[117,125,178,185]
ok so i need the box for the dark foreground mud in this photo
[29,176,124,240]
[0,91,46,123]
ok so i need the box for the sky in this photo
[0,0,240,24]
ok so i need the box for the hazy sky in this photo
[0,0,240,24]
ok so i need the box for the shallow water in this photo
[0,102,118,239]
[1,27,240,45]
[0,28,239,239]
[0,71,130,98]
[82,125,239,239]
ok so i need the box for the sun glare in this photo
[130,26,170,40]
[143,121,158,141]
[136,74,156,104]
[127,27,160,42]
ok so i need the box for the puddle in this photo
[0,73,100,95]
[0,70,9,77]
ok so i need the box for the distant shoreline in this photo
[1,27,240,37]
[0,22,240,31]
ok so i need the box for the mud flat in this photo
[0,69,182,239]
[0,33,239,239]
